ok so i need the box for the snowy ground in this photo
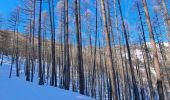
[0,56,95,100]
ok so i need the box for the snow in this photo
[146,42,169,48]
[0,56,95,100]
[135,49,144,61]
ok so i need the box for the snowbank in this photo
[0,57,94,100]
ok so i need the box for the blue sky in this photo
[0,0,20,18]
[0,0,158,22]
[0,0,167,42]
[0,0,134,19]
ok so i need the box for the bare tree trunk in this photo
[75,0,85,94]
[48,0,56,87]
[38,0,43,85]
[31,0,36,82]
[118,0,140,99]
[63,0,70,90]
[135,2,154,99]
[100,0,117,99]
[142,0,164,99]
[16,14,20,77]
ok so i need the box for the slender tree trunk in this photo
[38,0,43,85]
[48,0,56,87]
[100,0,117,99]
[142,0,164,99]
[136,2,154,99]
[118,0,140,99]
[75,0,85,94]
[31,0,36,82]
[63,0,70,90]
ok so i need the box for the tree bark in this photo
[100,0,117,99]
[142,0,164,99]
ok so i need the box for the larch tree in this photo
[48,0,57,87]
[8,7,21,78]
[142,0,165,99]
[75,0,85,95]
[100,0,117,99]
[38,0,44,85]
[63,0,70,90]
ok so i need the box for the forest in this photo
[0,0,170,100]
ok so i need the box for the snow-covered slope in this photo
[0,57,94,100]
